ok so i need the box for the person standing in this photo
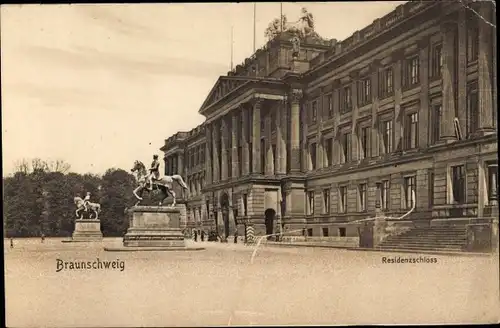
[193,229,198,242]
[10,237,14,248]
[147,154,161,191]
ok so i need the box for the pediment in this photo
[199,76,253,114]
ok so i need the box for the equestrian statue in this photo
[130,154,188,207]
[74,192,101,220]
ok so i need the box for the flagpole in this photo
[253,2,256,52]
[230,25,234,71]
[280,2,283,32]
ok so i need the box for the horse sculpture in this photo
[130,160,188,207]
[74,197,101,220]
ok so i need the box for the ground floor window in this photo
[403,176,416,209]
[487,161,498,206]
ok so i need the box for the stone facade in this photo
[161,1,497,240]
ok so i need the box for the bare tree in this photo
[47,159,71,174]
[13,159,31,174]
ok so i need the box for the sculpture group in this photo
[74,192,101,220]
[130,155,188,207]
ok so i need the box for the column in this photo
[212,121,220,182]
[370,60,380,158]
[231,111,239,178]
[477,2,495,134]
[289,89,302,173]
[457,8,468,138]
[392,49,404,152]
[221,117,229,180]
[265,109,273,175]
[276,101,286,175]
[350,71,359,162]
[251,99,262,174]
[300,98,309,172]
[177,152,184,179]
[332,80,341,165]
[241,106,250,176]
[417,36,430,148]
[440,20,458,142]
[205,125,213,184]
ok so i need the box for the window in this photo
[341,132,352,163]
[339,186,347,213]
[405,113,418,150]
[325,94,334,118]
[322,227,329,237]
[238,146,243,175]
[340,85,352,114]
[200,147,205,165]
[260,139,266,174]
[248,142,253,172]
[377,180,390,210]
[311,101,318,124]
[358,77,372,106]
[466,83,479,138]
[451,165,466,204]
[310,142,317,170]
[307,191,315,215]
[467,24,479,63]
[431,43,443,78]
[307,228,313,237]
[272,144,277,174]
[338,227,346,237]
[271,110,276,131]
[323,189,331,214]
[487,162,498,206]
[429,170,435,206]
[379,67,393,99]
[403,176,416,209]
[324,138,333,167]
[358,183,367,212]
[403,55,420,89]
[359,126,370,160]
[380,119,393,154]
[431,104,442,144]
[242,194,248,216]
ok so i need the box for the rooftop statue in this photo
[264,7,326,42]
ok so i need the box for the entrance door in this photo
[264,208,276,236]
[220,193,230,240]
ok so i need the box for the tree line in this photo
[3,158,140,238]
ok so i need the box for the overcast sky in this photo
[1,2,404,176]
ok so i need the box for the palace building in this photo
[161,1,497,245]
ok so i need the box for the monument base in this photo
[63,219,103,242]
[104,206,204,252]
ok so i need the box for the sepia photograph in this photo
[2,1,499,326]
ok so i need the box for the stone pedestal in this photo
[123,206,186,248]
[72,219,103,242]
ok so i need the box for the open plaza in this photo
[4,238,499,326]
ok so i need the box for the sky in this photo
[1,2,404,176]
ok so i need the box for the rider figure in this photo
[148,155,161,191]
[83,192,91,212]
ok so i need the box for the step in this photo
[379,243,465,249]
[385,238,467,243]
[378,245,464,251]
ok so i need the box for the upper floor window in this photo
[341,132,352,163]
[358,77,372,107]
[404,112,418,150]
[402,55,420,89]
[358,183,367,212]
[431,104,442,144]
[310,142,317,170]
[431,43,443,78]
[339,186,347,213]
[307,191,315,215]
[466,82,479,138]
[450,165,466,204]
[339,85,352,114]
[359,126,370,160]
[379,67,394,99]
[380,119,393,154]
[467,24,479,63]
[323,189,331,214]
[325,94,334,118]
[311,100,318,124]
[324,138,333,167]
[403,176,416,209]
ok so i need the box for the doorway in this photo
[264,208,276,237]
[220,193,230,240]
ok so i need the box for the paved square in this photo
[4,238,499,326]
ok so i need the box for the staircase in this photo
[377,225,467,252]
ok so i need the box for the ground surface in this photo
[4,237,500,326]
